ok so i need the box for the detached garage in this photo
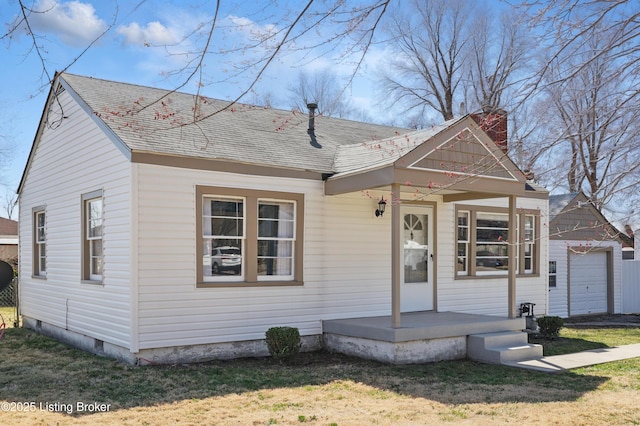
[548,193,623,318]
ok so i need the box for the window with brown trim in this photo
[456,205,539,277]
[33,207,46,278]
[196,186,304,287]
[82,190,104,283]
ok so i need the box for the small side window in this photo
[82,190,104,283]
[549,261,557,288]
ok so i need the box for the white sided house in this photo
[18,73,549,365]
[547,192,624,318]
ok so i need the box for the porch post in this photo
[508,194,517,318]
[391,183,401,328]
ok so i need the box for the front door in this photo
[401,206,434,312]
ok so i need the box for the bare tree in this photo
[380,0,470,121]
[3,191,18,220]
[463,8,532,114]
[520,1,640,221]
[379,0,530,125]
[287,69,352,117]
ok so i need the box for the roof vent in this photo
[307,102,318,132]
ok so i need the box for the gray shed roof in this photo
[60,73,409,175]
[549,193,580,220]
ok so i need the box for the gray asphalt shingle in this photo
[61,73,408,174]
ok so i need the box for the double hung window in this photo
[258,200,295,280]
[197,186,303,287]
[82,191,104,282]
[33,209,46,277]
[202,197,244,280]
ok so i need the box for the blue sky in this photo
[1,0,400,217]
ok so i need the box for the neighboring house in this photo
[18,73,548,364]
[0,217,18,268]
[547,192,624,317]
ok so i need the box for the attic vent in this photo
[55,83,66,95]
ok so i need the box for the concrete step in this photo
[468,331,529,348]
[468,331,543,365]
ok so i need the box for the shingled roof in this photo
[332,118,460,174]
[59,73,409,175]
[0,217,18,236]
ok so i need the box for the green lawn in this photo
[0,322,638,425]
[531,326,640,356]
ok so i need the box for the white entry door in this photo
[401,206,434,312]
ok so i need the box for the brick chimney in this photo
[470,108,508,154]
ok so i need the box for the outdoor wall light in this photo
[375,196,387,217]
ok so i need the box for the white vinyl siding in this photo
[19,87,132,348]
[135,164,395,349]
[135,167,549,349]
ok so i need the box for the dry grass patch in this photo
[0,326,639,425]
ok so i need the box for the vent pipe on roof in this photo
[307,102,318,132]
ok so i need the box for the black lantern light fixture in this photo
[375,196,387,217]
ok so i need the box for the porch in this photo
[323,311,537,365]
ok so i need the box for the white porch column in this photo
[508,194,517,318]
[391,184,401,328]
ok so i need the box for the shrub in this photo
[265,326,301,362]
[537,316,564,339]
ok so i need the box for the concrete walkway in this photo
[504,343,640,373]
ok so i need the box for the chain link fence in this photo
[0,278,18,328]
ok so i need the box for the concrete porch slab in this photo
[322,311,528,364]
[323,311,526,343]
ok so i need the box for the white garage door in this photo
[570,252,608,315]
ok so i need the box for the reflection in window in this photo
[476,213,509,274]
[456,208,538,277]
[203,198,244,280]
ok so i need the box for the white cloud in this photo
[116,21,181,47]
[28,0,108,47]
[226,15,278,42]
